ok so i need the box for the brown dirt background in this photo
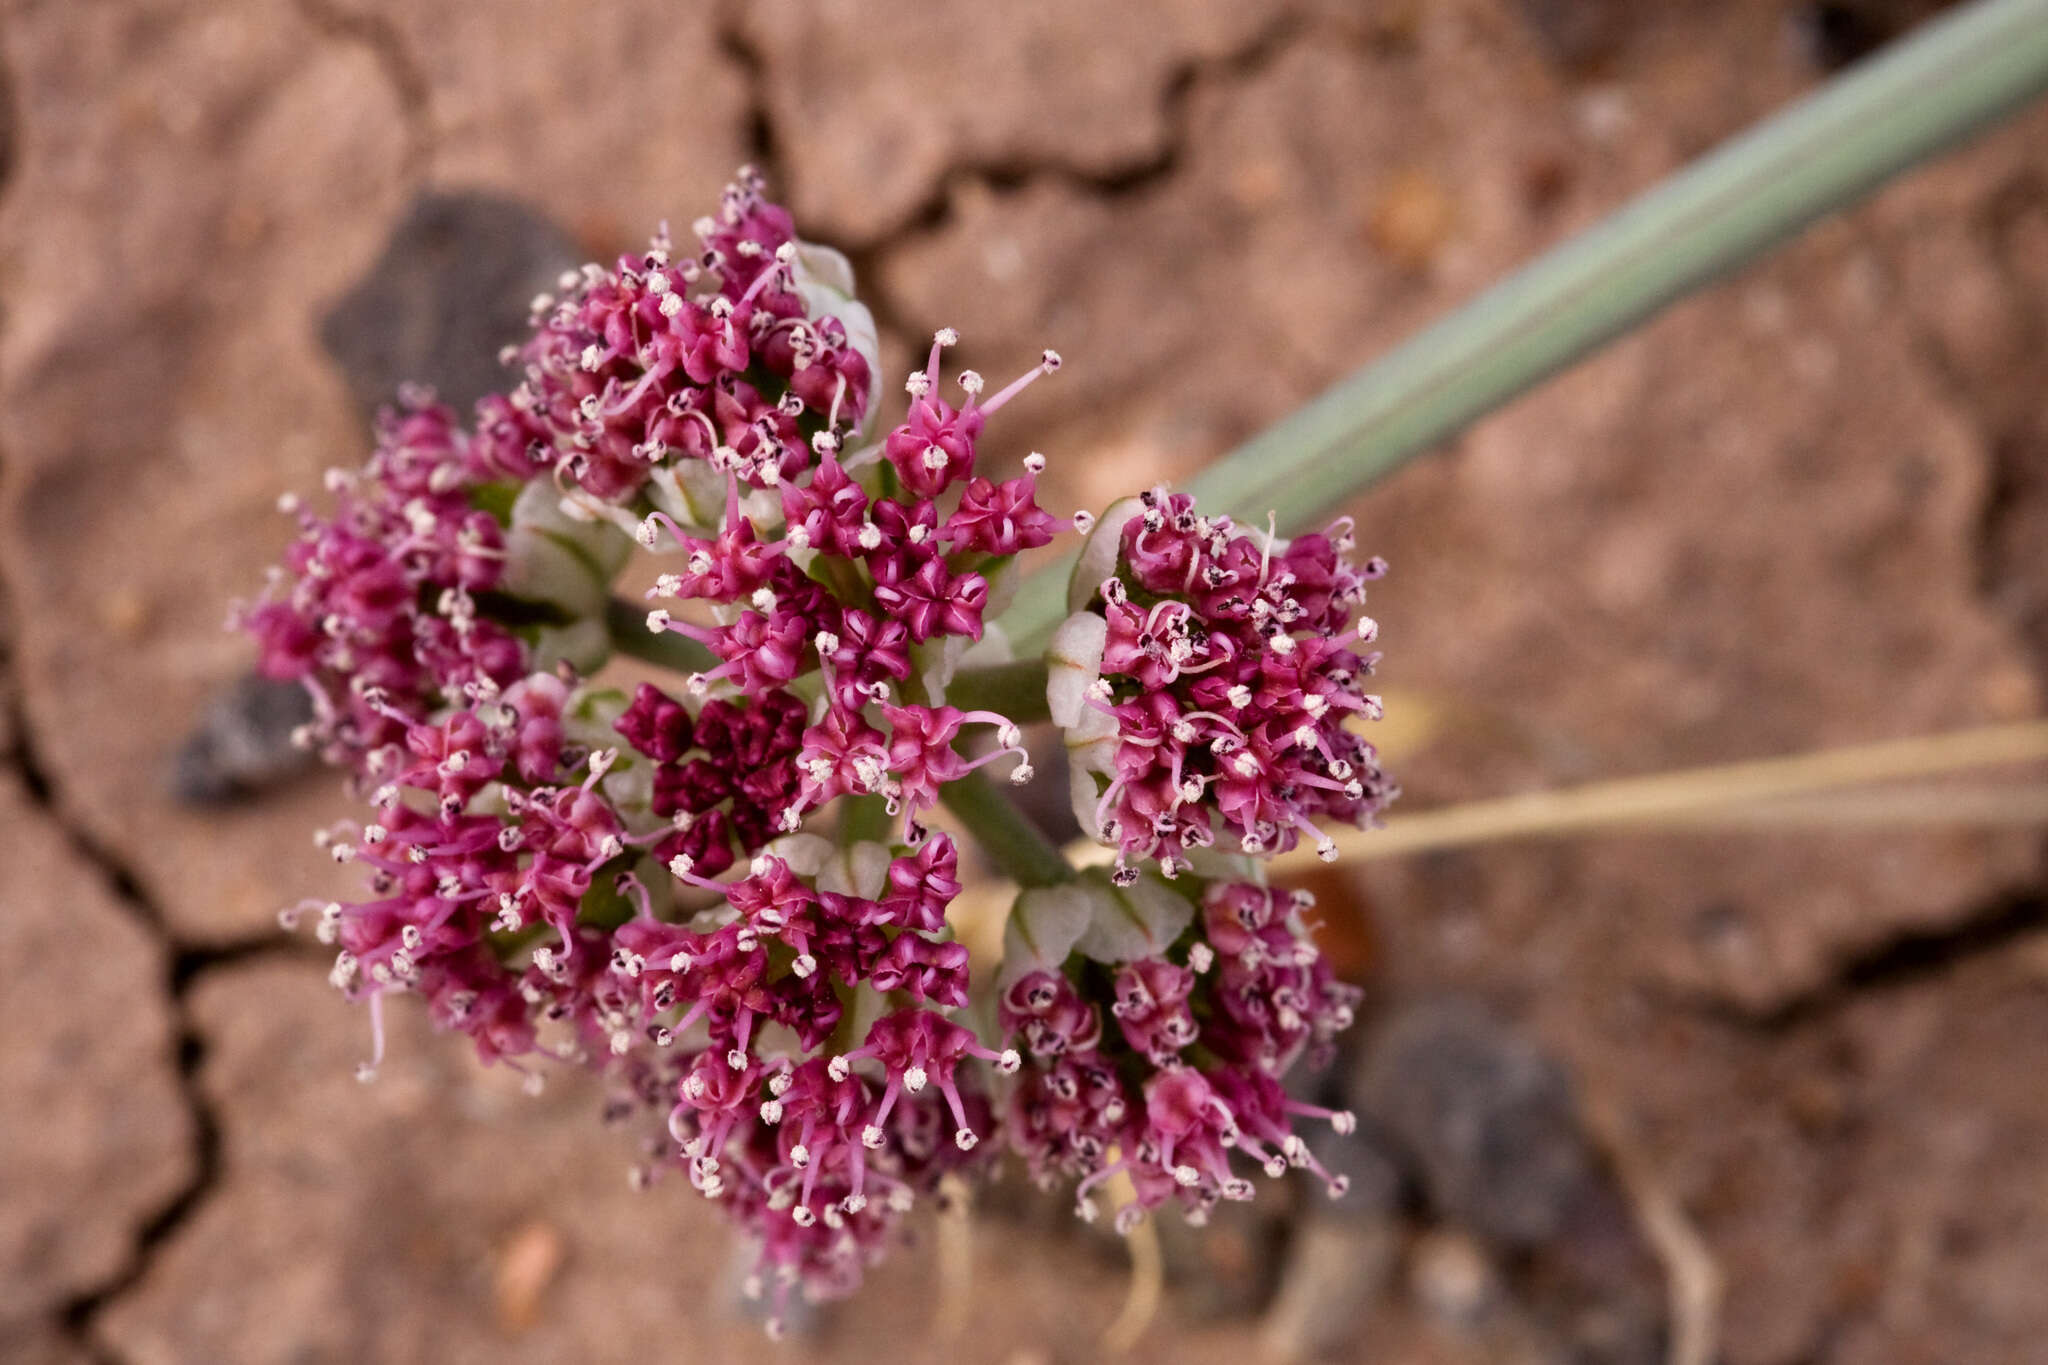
[3,0,2048,1361]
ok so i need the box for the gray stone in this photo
[318,190,582,421]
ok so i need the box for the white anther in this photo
[903,1065,928,1094]
[668,853,695,879]
[636,517,661,549]
[828,1056,851,1082]
[789,1142,810,1168]
[1188,942,1215,973]
[1072,510,1095,533]
[857,522,882,550]
[646,609,671,634]
[955,1128,978,1151]
[580,344,605,372]
[862,1124,885,1149]
[957,370,984,396]
[905,370,931,397]
[933,327,958,347]
[997,1048,1021,1074]
[1010,763,1034,785]
[921,444,948,472]
[1330,1110,1357,1135]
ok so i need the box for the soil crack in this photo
[855,7,1306,258]
[1679,884,2048,1034]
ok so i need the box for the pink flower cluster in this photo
[1055,487,1397,878]
[253,172,1073,1325]
[240,396,524,765]
[247,168,1395,1327]
[1003,881,1362,1231]
[1008,485,1395,1235]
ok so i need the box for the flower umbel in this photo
[1051,488,1396,880]
[251,167,1391,1329]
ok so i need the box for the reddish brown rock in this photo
[1357,153,2045,1010]
[310,0,751,248]
[0,0,411,941]
[878,22,1587,504]
[0,774,192,1324]
[736,0,1291,244]
[0,1324,93,1365]
[1547,942,2048,1365]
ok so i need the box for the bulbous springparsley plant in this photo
[241,168,1394,1334]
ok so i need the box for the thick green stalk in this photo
[604,595,716,675]
[940,769,1074,887]
[838,792,896,847]
[997,0,2048,655]
[945,659,1053,725]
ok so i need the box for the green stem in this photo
[996,0,2048,656]
[946,659,1052,725]
[838,792,896,847]
[604,595,717,676]
[941,769,1074,887]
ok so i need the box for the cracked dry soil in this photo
[2,1,2047,1362]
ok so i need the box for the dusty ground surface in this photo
[3,0,2047,1361]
